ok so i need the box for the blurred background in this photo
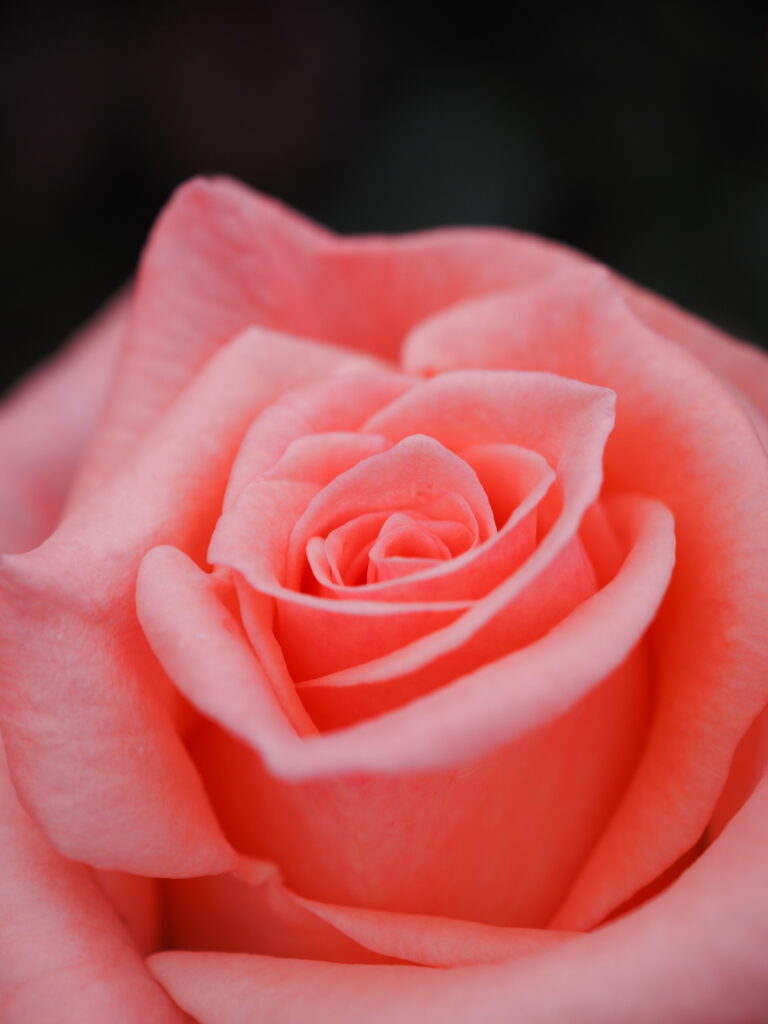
[2,0,766,390]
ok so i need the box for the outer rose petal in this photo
[0,327,368,874]
[149,773,768,1024]
[0,742,183,1024]
[69,178,766,500]
[0,290,125,553]
[73,177,583,497]
[621,279,768,432]
[403,267,768,926]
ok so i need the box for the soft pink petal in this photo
[621,278,768,426]
[189,629,646,927]
[0,290,126,553]
[137,546,315,741]
[141,498,671,925]
[223,372,415,509]
[288,372,613,704]
[210,371,611,697]
[70,180,332,498]
[0,326,358,873]
[298,533,597,730]
[166,856,574,967]
[283,434,497,586]
[0,741,184,1024]
[404,267,768,927]
[149,773,768,1024]
[141,494,673,781]
[72,176,592,497]
[307,444,552,599]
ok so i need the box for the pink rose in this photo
[1,177,767,1024]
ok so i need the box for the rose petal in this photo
[141,497,671,926]
[0,326,360,873]
[141,494,673,782]
[308,444,552,598]
[149,774,768,1024]
[188,632,647,927]
[289,371,612,702]
[211,371,611,691]
[165,856,574,968]
[0,290,126,553]
[402,266,768,926]
[137,545,315,741]
[70,179,331,497]
[74,176,593,497]
[0,741,184,1024]
[312,508,470,587]
[299,533,597,730]
[224,372,415,508]
[286,434,497,573]
[94,870,162,957]
[621,278,768,432]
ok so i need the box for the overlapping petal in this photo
[164,856,574,968]
[0,326,372,873]
[0,741,184,1024]
[403,265,768,926]
[0,291,126,553]
[209,371,612,696]
[139,496,672,925]
[148,773,768,1024]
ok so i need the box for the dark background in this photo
[2,1,766,392]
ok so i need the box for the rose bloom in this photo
[0,178,767,1024]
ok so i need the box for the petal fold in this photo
[0,326,359,873]
[150,773,768,1024]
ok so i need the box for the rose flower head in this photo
[0,178,766,1023]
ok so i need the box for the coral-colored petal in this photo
[0,326,357,873]
[404,266,768,926]
[137,546,315,741]
[0,290,126,553]
[141,498,670,925]
[308,444,552,599]
[73,176,591,498]
[211,371,611,691]
[142,494,672,781]
[298,533,598,729]
[71,179,332,497]
[621,278,768,432]
[149,774,768,1024]
[0,742,184,1024]
[224,372,415,508]
[166,856,575,967]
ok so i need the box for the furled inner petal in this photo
[306,497,479,591]
[367,512,467,584]
[210,371,605,685]
[305,444,555,604]
[283,434,497,592]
